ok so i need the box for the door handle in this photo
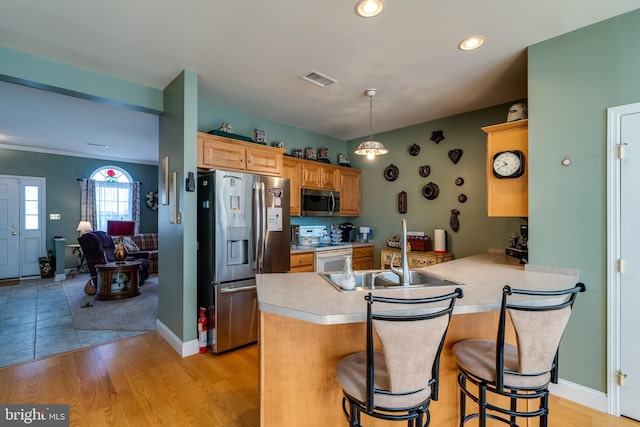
[12,232,17,236]
[221,285,257,294]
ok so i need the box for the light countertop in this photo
[256,252,579,325]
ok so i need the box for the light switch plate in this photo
[49,213,61,220]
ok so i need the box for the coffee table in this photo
[95,260,142,300]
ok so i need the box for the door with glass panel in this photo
[0,175,45,279]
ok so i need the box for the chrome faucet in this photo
[390,219,410,286]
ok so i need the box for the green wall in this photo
[348,103,526,264]
[529,9,640,391]
[198,101,345,159]
[0,149,158,268]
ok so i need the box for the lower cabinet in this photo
[380,248,454,269]
[352,245,374,270]
[290,251,314,273]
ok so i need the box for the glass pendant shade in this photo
[354,141,388,159]
[354,88,388,158]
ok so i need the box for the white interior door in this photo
[619,110,640,421]
[0,177,20,279]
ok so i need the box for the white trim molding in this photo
[156,319,199,358]
[550,379,608,413]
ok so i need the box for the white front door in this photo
[0,175,46,279]
[619,109,640,421]
[0,177,20,279]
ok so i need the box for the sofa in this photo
[128,233,158,274]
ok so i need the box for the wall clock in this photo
[492,150,525,178]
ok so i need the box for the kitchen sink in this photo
[319,270,463,292]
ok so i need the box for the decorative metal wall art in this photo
[384,164,399,181]
[397,191,407,214]
[421,182,440,200]
[419,165,431,177]
[450,209,460,232]
[431,130,445,144]
[455,177,464,186]
[458,194,467,203]
[448,148,463,164]
[409,144,420,156]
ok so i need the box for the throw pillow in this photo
[122,236,140,253]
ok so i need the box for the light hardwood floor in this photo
[0,332,637,427]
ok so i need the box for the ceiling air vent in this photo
[301,70,338,88]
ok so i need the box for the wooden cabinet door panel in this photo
[340,169,361,216]
[200,138,245,170]
[247,147,283,176]
[283,157,301,216]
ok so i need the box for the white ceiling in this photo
[0,1,638,164]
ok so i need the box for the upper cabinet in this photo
[282,157,302,216]
[482,119,528,217]
[339,167,361,216]
[283,157,361,217]
[197,132,285,176]
[301,161,339,191]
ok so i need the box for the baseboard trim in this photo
[156,319,199,358]
[550,378,609,414]
[54,273,66,282]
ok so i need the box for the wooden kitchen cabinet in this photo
[290,251,314,273]
[339,168,361,216]
[482,119,528,217]
[352,245,374,270]
[197,132,285,176]
[282,157,301,216]
[380,248,454,269]
[301,161,339,191]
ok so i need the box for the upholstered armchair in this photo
[78,231,149,294]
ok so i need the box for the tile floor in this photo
[0,275,148,368]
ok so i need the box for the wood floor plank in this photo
[0,331,636,427]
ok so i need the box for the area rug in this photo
[63,274,158,331]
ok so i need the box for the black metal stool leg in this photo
[459,374,466,427]
[479,382,487,427]
[510,392,517,426]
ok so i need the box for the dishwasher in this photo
[314,247,353,272]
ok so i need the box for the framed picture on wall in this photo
[161,156,169,205]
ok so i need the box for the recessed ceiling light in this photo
[355,0,384,18]
[458,35,485,51]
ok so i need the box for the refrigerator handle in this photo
[253,181,261,270]
[259,182,267,271]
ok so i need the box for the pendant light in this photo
[354,88,388,159]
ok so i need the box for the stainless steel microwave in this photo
[301,188,340,216]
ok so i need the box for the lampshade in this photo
[354,88,388,159]
[76,221,93,234]
[106,220,136,236]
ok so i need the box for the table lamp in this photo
[107,220,136,263]
[77,221,93,235]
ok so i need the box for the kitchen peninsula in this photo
[256,252,579,427]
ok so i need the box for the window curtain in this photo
[79,178,97,230]
[80,179,140,233]
[132,181,141,234]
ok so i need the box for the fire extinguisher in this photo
[198,307,207,354]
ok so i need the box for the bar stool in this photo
[452,283,585,427]
[336,288,463,427]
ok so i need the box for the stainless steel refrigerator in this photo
[197,170,290,353]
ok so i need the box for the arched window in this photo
[90,166,135,232]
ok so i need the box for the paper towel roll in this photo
[434,228,446,253]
